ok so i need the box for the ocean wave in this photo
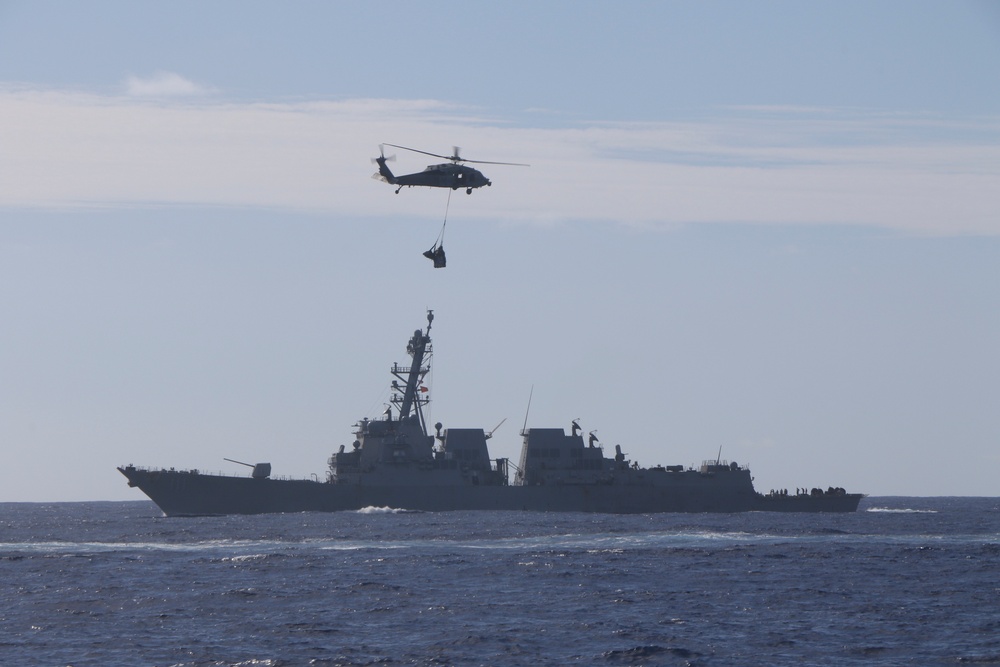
[0,530,847,557]
[0,539,303,556]
[866,507,939,514]
[355,506,424,514]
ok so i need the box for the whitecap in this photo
[355,506,422,514]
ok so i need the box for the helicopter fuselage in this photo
[376,157,491,194]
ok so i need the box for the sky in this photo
[1,1,999,501]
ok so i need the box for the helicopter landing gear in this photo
[466,188,472,194]
[395,186,403,194]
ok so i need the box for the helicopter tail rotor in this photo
[371,144,397,164]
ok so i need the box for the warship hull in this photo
[119,466,863,516]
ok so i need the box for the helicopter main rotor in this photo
[382,143,529,167]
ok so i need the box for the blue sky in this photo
[1,1,998,501]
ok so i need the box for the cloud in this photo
[1,86,998,235]
[124,71,212,97]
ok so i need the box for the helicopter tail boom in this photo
[374,155,398,184]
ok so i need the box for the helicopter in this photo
[373,143,528,194]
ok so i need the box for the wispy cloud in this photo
[124,71,212,97]
[1,86,998,235]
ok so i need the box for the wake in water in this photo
[867,507,939,513]
[356,506,424,514]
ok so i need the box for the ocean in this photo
[1,497,997,666]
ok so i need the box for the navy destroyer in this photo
[119,312,863,515]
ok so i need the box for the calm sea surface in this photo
[1,497,998,666]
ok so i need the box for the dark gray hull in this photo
[119,466,863,516]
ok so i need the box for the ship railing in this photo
[700,459,745,472]
[391,364,429,375]
[122,465,323,482]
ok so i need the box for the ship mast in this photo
[392,310,433,428]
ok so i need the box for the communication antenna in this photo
[520,385,534,435]
[486,417,507,440]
